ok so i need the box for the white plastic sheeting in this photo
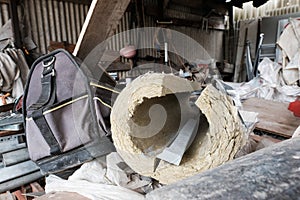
[217,57,300,103]
[45,152,160,200]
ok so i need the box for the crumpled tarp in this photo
[277,18,300,85]
[217,57,300,103]
[45,152,160,200]
[0,48,29,98]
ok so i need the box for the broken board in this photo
[242,97,300,138]
[73,0,131,60]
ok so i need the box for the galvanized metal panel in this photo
[0,3,9,26]
[16,0,90,54]
[0,0,223,62]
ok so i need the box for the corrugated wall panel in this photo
[0,0,223,64]
[21,0,89,54]
[106,12,223,63]
[0,3,10,26]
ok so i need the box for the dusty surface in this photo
[111,73,247,184]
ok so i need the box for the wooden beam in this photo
[106,61,131,72]
[73,0,131,60]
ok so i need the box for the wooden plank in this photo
[73,0,131,60]
[0,160,40,183]
[13,190,26,200]
[0,130,23,138]
[242,98,300,138]
[106,61,131,72]
[2,148,30,167]
[250,134,282,143]
[30,182,44,193]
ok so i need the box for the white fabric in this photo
[220,58,300,103]
[45,175,145,200]
[45,152,155,200]
[0,48,29,98]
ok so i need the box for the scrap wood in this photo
[29,183,44,193]
[73,0,131,60]
[0,130,23,137]
[12,190,25,200]
[13,182,45,200]
[250,134,282,143]
[242,97,300,138]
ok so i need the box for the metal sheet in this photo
[5,0,90,54]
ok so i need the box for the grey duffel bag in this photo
[23,49,116,174]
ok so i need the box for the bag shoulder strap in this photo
[28,55,61,155]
